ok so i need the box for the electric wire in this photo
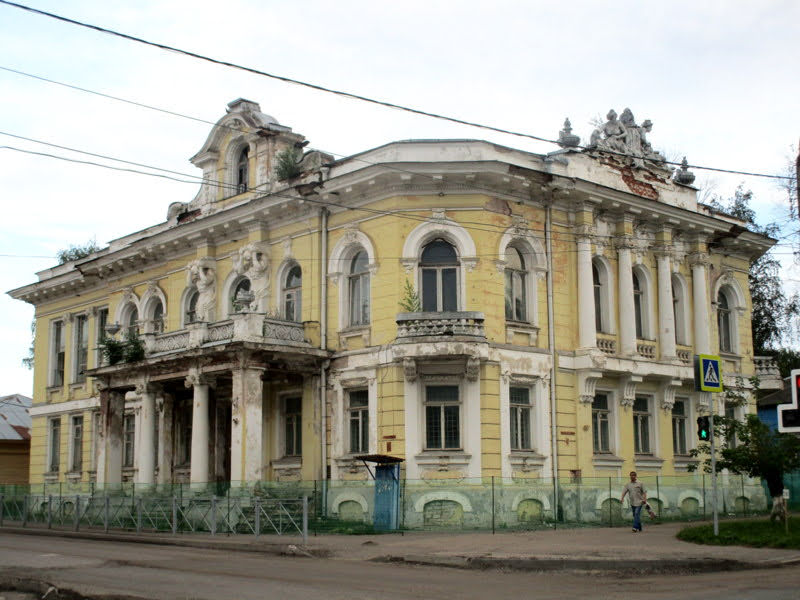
[0,0,792,181]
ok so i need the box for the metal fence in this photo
[0,473,786,537]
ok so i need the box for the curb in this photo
[0,526,328,558]
[373,554,789,575]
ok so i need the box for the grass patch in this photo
[677,516,800,549]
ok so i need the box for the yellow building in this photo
[9,101,780,503]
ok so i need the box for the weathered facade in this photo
[9,100,780,495]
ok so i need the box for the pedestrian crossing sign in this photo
[694,354,723,392]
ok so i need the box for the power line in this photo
[0,0,793,182]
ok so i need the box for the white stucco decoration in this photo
[140,281,167,323]
[331,492,369,514]
[114,288,140,325]
[711,272,746,310]
[401,215,477,264]
[413,491,473,513]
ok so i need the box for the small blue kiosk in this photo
[355,454,404,531]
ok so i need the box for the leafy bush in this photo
[275,146,303,180]
[399,279,421,312]
[57,239,101,264]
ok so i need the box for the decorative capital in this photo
[578,370,603,404]
[660,378,683,411]
[135,381,161,396]
[462,256,479,272]
[465,356,480,382]
[402,357,417,383]
[185,368,214,389]
[687,251,710,268]
[614,235,635,252]
[620,375,642,408]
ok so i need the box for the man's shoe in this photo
[632,528,638,532]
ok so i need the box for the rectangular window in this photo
[510,386,532,450]
[51,320,65,387]
[73,315,89,383]
[425,385,460,450]
[592,393,611,454]
[348,389,369,454]
[177,401,192,465]
[123,413,135,468]
[633,396,652,454]
[725,403,737,449]
[285,397,302,457]
[672,399,688,455]
[96,308,108,366]
[49,417,61,472]
[70,415,83,472]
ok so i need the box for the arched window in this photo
[718,289,733,353]
[185,288,199,325]
[420,239,458,312]
[593,263,602,332]
[125,306,139,339]
[284,265,302,321]
[230,277,252,313]
[672,275,688,346]
[505,246,527,322]
[348,251,370,326]
[236,147,249,194]
[633,271,644,339]
[151,299,164,334]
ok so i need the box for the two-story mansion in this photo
[10,100,780,488]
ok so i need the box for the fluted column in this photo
[690,252,711,354]
[655,247,677,360]
[576,228,596,350]
[231,365,265,483]
[617,238,637,356]
[186,369,212,486]
[135,381,159,486]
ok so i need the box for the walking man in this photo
[621,471,647,532]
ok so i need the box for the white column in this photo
[690,253,710,354]
[577,231,596,350]
[231,366,264,483]
[99,390,124,487]
[157,393,173,485]
[617,241,637,356]
[186,369,211,486]
[656,249,677,360]
[136,382,158,486]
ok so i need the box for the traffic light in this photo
[697,416,710,441]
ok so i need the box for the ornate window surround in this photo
[276,259,302,322]
[140,282,167,334]
[671,273,690,346]
[327,227,377,331]
[711,274,746,355]
[592,256,615,334]
[632,263,654,340]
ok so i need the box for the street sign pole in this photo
[710,409,718,536]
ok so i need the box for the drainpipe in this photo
[319,207,329,513]
[545,201,559,523]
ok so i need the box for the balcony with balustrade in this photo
[395,312,486,343]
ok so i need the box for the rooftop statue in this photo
[588,108,666,169]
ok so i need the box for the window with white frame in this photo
[185,287,200,325]
[48,417,61,472]
[592,393,611,454]
[420,239,458,312]
[592,259,613,334]
[348,389,369,454]
[633,396,653,454]
[633,271,645,338]
[73,315,89,383]
[672,399,688,455]
[147,298,165,334]
[230,276,251,314]
[123,413,135,468]
[348,251,370,326]
[717,288,734,353]
[283,265,302,322]
[509,386,532,450]
[95,307,108,366]
[236,146,249,194]
[424,385,460,450]
[284,397,302,457]
[51,320,65,387]
[70,415,83,472]
[505,246,528,322]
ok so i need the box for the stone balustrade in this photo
[676,347,692,365]
[753,356,780,378]
[596,335,617,355]
[636,341,656,359]
[396,312,486,340]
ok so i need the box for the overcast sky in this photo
[2,0,799,396]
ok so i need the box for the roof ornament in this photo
[587,108,667,169]
[673,157,696,185]
[557,118,580,148]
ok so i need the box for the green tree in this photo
[57,239,101,264]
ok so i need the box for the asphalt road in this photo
[0,533,798,600]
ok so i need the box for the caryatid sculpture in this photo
[186,258,217,322]
[232,242,270,312]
